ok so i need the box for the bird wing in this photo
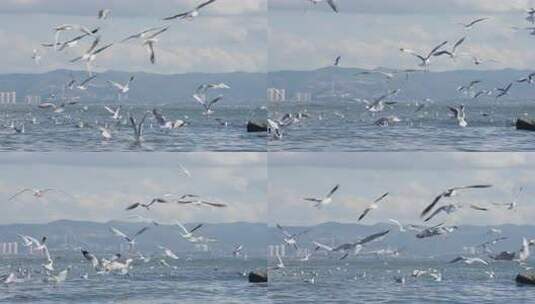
[374,192,389,203]
[79,75,97,87]
[8,189,32,201]
[469,204,488,211]
[175,220,190,234]
[197,0,217,10]
[163,12,189,20]
[428,41,449,58]
[276,224,292,238]
[327,0,338,12]
[357,230,390,245]
[400,48,426,63]
[94,43,113,55]
[326,184,340,198]
[448,106,459,116]
[454,184,492,190]
[133,226,150,239]
[453,36,466,52]
[201,200,227,208]
[313,241,333,251]
[421,193,445,217]
[189,224,203,234]
[424,205,447,222]
[358,208,371,221]
[109,227,128,239]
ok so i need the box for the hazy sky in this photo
[0,0,267,74]
[0,153,266,224]
[269,152,535,226]
[269,0,535,71]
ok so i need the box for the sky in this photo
[0,153,267,225]
[269,152,535,226]
[0,0,267,74]
[269,0,535,71]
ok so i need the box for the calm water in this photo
[269,257,535,303]
[0,104,266,152]
[269,101,535,151]
[0,256,267,304]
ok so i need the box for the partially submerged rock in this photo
[516,118,535,131]
[248,270,268,283]
[247,121,267,133]
[516,272,535,285]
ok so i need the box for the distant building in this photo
[25,95,42,105]
[0,91,16,104]
[295,92,312,102]
[267,88,286,102]
[0,242,18,255]
[268,244,286,257]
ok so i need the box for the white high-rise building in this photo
[267,88,286,102]
[295,92,312,102]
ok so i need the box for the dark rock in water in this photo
[491,251,515,261]
[248,271,268,283]
[247,121,267,133]
[516,118,535,131]
[516,272,535,285]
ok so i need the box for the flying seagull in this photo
[109,226,150,249]
[108,76,135,94]
[193,94,223,115]
[449,104,467,127]
[459,17,489,29]
[420,184,492,218]
[306,0,338,13]
[357,192,389,221]
[400,41,448,68]
[276,224,310,250]
[9,188,73,201]
[434,36,466,59]
[303,184,340,208]
[163,0,218,21]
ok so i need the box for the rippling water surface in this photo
[0,104,266,152]
[0,256,267,304]
[269,102,535,151]
[268,257,535,303]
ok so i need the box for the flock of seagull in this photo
[268,5,535,140]
[2,0,247,146]
[270,182,532,285]
[1,162,248,285]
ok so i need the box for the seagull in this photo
[70,36,113,73]
[175,221,204,241]
[81,249,102,271]
[129,112,150,143]
[518,237,530,262]
[54,24,96,51]
[276,224,310,250]
[31,49,41,64]
[517,72,535,85]
[109,226,150,249]
[457,80,481,94]
[152,108,187,129]
[303,184,340,208]
[449,256,489,266]
[420,184,492,218]
[8,188,72,201]
[314,230,390,260]
[142,27,169,64]
[492,186,523,210]
[274,251,285,269]
[459,17,489,29]
[365,89,400,112]
[196,83,231,95]
[99,126,112,140]
[98,9,111,20]
[306,0,338,13]
[46,27,100,52]
[267,119,284,139]
[388,219,406,232]
[104,106,121,120]
[448,105,467,127]
[416,224,458,239]
[400,41,448,68]
[121,26,168,43]
[193,94,223,115]
[357,192,389,221]
[333,55,341,66]
[108,76,134,94]
[177,198,227,208]
[424,203,462,222]
[355,70,395,81]
[177,163,191,177]
[159,246,179,260]
[495,83,513,98]
[125,197,169,211]
[434,36,466,59]
[163,0,218,20]
[76,75,97,90]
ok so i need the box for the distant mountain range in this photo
[269,67,535,102]
[0,69,267,105]
[1,220,534,258]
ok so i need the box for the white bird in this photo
[70,36,113,74]
[357,192,389,221]
[459,17,489,29]
[233,245,244,257]
[108,76,134,94]
[365,89,400,112]
[274,251,285,269]
[517,72,535,85]
[54,24,96,51]
[121,26,168,43]
[159,246,179,260]
[306,0,338,13]
[196,82,231,95]
[388,219,406,232]
[400,41,448,68]
[193,94,223,115]
[177,163,191,177]
[175,220,204,240]
[99,126,112,140]
[129,112,150,143]
[449,256,489,266]
[142,27,169,64]
[98,9,111,20]
[495,83,513,98]
[152,108,186,129]
[31,49,41,64]
[448,105,468,127]
[434,36,466,59]
[9,188,71,201]
[163,0,218,21]
[109,226,150,249]
[518,237,530,262]
[303,184,340,208]
[104,106,121,120]
[421,184,492,218]
[177,198,227,208]
[276,224,310,250]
